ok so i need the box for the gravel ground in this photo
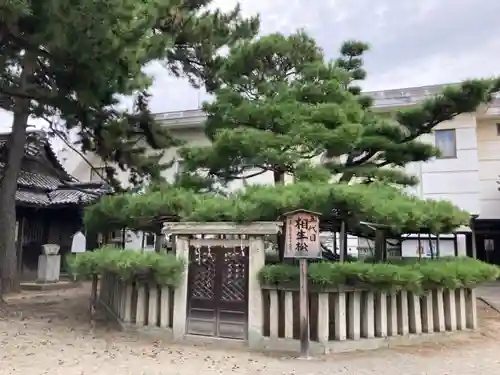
[1,285,500,375]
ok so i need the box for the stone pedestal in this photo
[37,254,61,283]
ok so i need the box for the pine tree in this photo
[174,31,499,259]
[179,32,500,188]
[82,31,499,258]
[0,0,258,294]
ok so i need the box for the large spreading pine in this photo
[83,31,499,257]
[0,0,258,293]
[180,32,499,188]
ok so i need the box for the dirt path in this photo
[2,285,500,375]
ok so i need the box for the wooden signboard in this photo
[284,209,321,259]
[282,209,321,358]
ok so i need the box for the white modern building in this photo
[60,83,500,262]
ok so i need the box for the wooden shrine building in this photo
[0,131,110,279]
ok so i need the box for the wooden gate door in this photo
[186,245,249,339]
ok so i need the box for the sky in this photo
[1,0,499,137]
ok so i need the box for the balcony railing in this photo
[154,109,205,121]
[152,87,500,122]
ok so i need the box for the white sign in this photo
[485,239,494,252]
[284,210,321,259]
[71,231,86,253]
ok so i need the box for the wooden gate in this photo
[186,245,249,339]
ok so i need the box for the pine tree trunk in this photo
[273,169,286,261]
[0,59,32,296]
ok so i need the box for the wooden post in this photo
[154,233,164,253]
[89,274,98,323]
[299,258,309,356]
[417,233,422,260]
[470,215,478,259]
[453,233,459,257]
[428,234,434,259]
[374,229,385,263]
[332,231,337,256]
[339,221,345,262]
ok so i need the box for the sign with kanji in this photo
[283,209,321,258]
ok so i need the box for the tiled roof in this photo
[15,190,50,206]
[49,187,108,205]
[16,185,110,206]
[17,171,61,190]
[0,130,111,207]
[0,129,74,180]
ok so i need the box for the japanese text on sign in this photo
[284,211,321,258]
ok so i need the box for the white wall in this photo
[403,114,480,215]
[357,234,467,259]
[401,234,467,258]
[476,118,500,219]
[63,125,297,189]
[320,232,359,257]
[64,127,210,186]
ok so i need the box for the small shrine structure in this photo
[1,130,110,279]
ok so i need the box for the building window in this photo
[90,167,106,182]
[434,129,457,159]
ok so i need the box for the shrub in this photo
[66,247,185,286]
[258,257,500,292]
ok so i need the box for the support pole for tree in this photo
[121,228,126,249]
[417,233,422,260]
[89,274,98,319]
[339,221,346,262]
[374,229,386,262]
[155,233,164,253]
[453,233,459,257]
[332,231,337,255]
[470,215,478,259]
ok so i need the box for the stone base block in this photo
[37,254,61,283]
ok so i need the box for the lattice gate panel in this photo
[186,245,249,339]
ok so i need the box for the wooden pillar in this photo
[416,233,421,259]
[343,224,348,260]
[470,215,478,259]
[339,221,346,262]
[453,233,458,257]
[374,230,386,262]
[332,231,337,255]
[154,233,164,253]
